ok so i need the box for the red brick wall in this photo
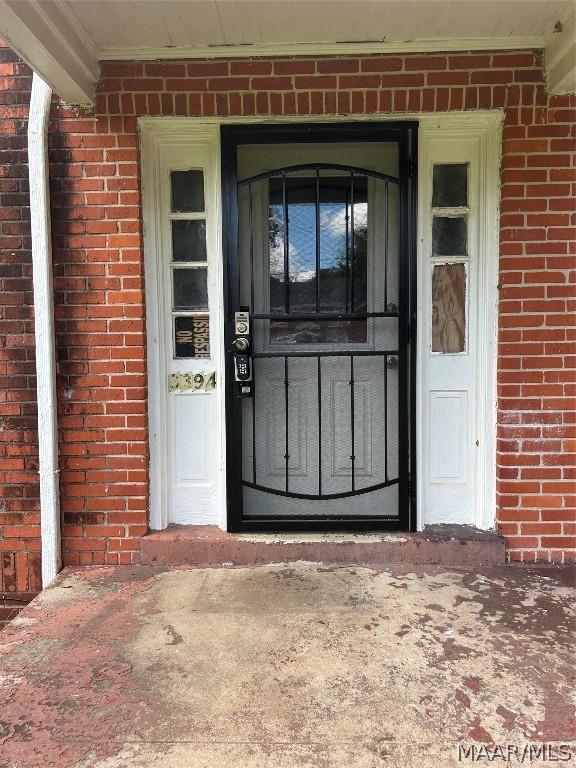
[0,39,41,620]
[498,94,576,563]
[1,45,574,576]
[50,102,148,566]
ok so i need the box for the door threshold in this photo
[142,524,505,568]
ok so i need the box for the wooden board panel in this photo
[431,263,466,353]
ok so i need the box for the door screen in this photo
[224,130,414,530]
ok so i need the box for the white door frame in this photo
[417,113,502,530]
[140,121,226,530]
[140,111,501,532]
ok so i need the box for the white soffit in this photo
[545,6,576,95]
[0,0,99,105]
[65,0,566,53]
[0,0,574,104]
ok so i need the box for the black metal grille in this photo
[239,163,401,502]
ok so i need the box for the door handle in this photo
[232,336,249,353]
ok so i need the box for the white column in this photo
[28,73,61,586]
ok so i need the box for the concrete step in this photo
[141,524,506,567]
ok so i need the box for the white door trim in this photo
[417,113,502,530]
[99,37,543,62]
[140,121,226,530]
[140,112,501,532]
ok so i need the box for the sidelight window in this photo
[430,163,469,354]
[169,169,210,358]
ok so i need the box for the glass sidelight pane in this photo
[174,315,210,358]
[432,216,467,257]
[432,263,466,353]
[171,170,205,213]
[173,267,208,310]
[172,220,207,262]
[432,164,468,208]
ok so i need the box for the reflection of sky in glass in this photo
[267,177,368,339]
[269,201,367,281]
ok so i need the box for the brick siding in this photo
[498,92,576,562]
[0,43,574,588]
[0,40,41,619]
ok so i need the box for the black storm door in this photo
[222,123,417,531]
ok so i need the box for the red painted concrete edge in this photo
[141,525,506,567]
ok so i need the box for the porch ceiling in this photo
[0,0,574,105]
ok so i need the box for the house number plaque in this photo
[169,371,216,393]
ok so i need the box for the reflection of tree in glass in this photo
[269,208,281,266]
[266,176,369,344]
[268,204,367,314]
[326,217,367,314]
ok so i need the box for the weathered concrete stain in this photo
[0,563,574,768]
[0,570,168,767]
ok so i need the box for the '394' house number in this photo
[168,371,216,393]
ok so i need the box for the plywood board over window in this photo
[432,262,466,353]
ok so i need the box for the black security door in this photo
[222,124,417,531]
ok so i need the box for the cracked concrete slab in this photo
[0,563,574,768]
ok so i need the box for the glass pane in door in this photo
[267,176,368,344]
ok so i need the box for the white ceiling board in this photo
[58,0,571,51]
[61,0,225,49]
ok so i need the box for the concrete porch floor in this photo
[0,563,574,768]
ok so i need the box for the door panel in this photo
[223,125,415,530]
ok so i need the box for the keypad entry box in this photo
[234,311,250,336]
[233,310,253,397]
[234,354,252,381]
